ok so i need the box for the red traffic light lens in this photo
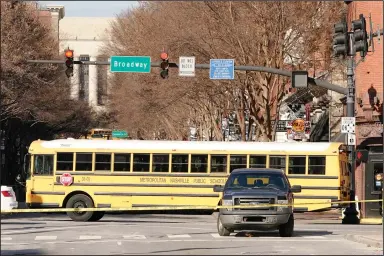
[65,50,73,58]
[160,52,168,60]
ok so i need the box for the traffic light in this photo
[352,14,368,57]
[356,149,369,163]
[333,21,349,57]
[64,49,74,78]
[160,51,169,79]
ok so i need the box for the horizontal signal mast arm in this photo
[25,60,347,95]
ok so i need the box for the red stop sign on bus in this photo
[60,173,73,186]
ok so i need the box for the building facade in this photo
[346,1,383,219]
[58,16,115,111]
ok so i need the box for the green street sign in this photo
[110,56,151,73]
[112,130,128,138]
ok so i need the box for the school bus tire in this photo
[65,194,95,222]
[89,211,105,221]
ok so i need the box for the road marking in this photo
[123,235,146,239]
[211,233,226,238]
[79,236,101,240]
[35,236,57,241]
[302,236,325,239]
[1,237,12,241]
[167,234,191,238]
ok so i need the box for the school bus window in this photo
[95,154,111,171]
[308,156,326,175]
[153,154,169,172]
[191,154,208,173]
[34,155,54,175]
[249,155,266,168]
[114,154,131,172]
[76,153,93,171]
[172,154,188,172]
[211,155,227,173]
[269,155,286,171]
[133,154,150,172]
[288,156,306,174]
[230,155,247,172]
[56,153,73,171]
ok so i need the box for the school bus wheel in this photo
[66,194,95,222]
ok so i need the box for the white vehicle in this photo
[1,186,18,211]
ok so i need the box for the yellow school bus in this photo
[25,139,349,221]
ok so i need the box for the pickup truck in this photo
[213,168,301,237]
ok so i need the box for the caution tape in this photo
[1,199,382,214]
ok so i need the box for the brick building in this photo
[346,1,383,219]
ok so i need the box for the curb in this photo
[345,234,383,249]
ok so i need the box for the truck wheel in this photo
[66,194,94,222]
[217,217,231,236]
[279,214,294,237]
[89,211,105,221]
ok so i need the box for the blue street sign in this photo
[209,59,235,80]
[112,130,128,138]
[110,56,151,73]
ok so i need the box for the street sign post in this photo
[110,56,151,73]
[209,59,235,80]
[341,117,356,133]
[179,56,195,77]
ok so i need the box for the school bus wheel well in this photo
[62,191,95,208]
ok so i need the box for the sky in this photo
[39,1,139,17]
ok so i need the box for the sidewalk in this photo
[345,234,383,249]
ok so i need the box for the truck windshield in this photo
[226,172,287,190]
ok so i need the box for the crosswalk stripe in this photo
[302,236,325,239]
[167,234,191,238]
[35,236,57,241]
[1,237,12,241]
[123,235,146,239]
[79,236,101,240]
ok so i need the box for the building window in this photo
[191,154,208,173]
[288,156,306,174]
[97,62,108,106]
[114,154,131,172]
[308,156,326,175]
[57,153,74,171]
[152,154,169,172]
[79,55,90,101]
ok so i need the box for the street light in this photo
[160,51,169,79]
[64,49,74,78]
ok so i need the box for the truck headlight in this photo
[222,199,233,211]
[277,200,288,212]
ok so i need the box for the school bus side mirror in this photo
[213,185,224,193]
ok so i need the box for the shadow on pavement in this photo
[146,246,242,254]
[234,230,333,237]
[1,249,44,255]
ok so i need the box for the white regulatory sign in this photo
[347,133,356,146]
[341,117,356,134]
[179,56,195,77]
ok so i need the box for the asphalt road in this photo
[1,213,383,255]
